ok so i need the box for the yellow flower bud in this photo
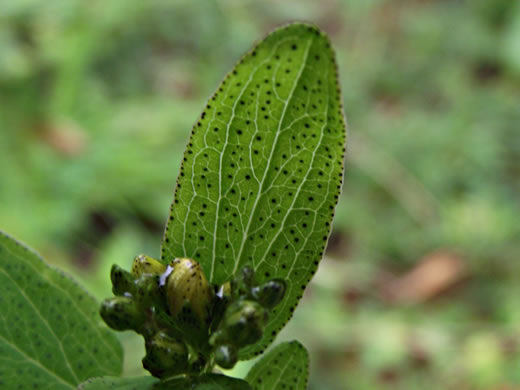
[131,254,167,277]
[166,258,214,325]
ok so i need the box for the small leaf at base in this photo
[78,374,251,390]
[245,341,309,390]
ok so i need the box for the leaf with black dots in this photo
[245,341,309,390]
[0,231,123,389]
[78,376,158,390]
[78,374,251,389]
[161,23,346,358]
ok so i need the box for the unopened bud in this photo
[132,254,167,277]
[251,279,286,308]
[100,296,144,332]
[232,266,256,298]
[142,331,188,378]
[240,266,256,287]
[216,300,266,348]
[166,258,213,325]
[133,274,164,311]
[215,344,238,369]
[110,265,136,296]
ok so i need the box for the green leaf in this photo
[245,341,309,390]
[79,374,251,390]
[0,230,123,389]
[161,22,346,358]
[78,376,158,390]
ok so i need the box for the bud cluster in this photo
[209,266,286,368]
[100,256,286,379]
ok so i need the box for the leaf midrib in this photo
[273,351,297,388]
[207,36,298,281]
[229,35,315,278]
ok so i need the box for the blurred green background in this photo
[1,0,520,388]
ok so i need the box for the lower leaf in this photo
[78,376,158,389]
[245,341,309,390]
[0,230,123,389]
[79,374,252,390]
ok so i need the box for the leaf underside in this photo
[161,23,346,358]
[0,230,123,389]
[245,341,309,390]
[78,374,251,390]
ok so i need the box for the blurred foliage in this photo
[1,0,520,389]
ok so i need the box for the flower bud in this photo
[110,264,136,296]
[142,331,188,378]
[215,344,238,369]
[166,258,213,325]
[131,254,167,277]
[213,300,267,348]
[100,296,144,332]
[209,282,232,333]
[133,274,164,311]
[251,279,286,309]
[232,266,256,299]
[240,266,256,287]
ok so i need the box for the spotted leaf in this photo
[245,341,309,390]
[78,376,158,390]
[78,374,251,389]
[161,23,346,358]
[0,231,123,389]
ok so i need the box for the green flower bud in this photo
[132,254,167,277]
[142,331,189,378]
[100,296,144,332]
[240,266,256,287]
[215,344,238,369]
[209,283,232,333]
[166,258,213,325]
[212,300,266,348]
[133,274,164,312]
[232,266,256,299]
[110,264,136,296]
[251,279,286,309]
